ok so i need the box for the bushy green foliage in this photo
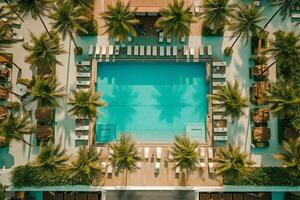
[11,164,90,187]
[0,184,8,200]
[224,167,300,186]
[78,19,98,36]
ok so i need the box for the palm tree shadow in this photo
[153,85,185,123]
[104,86,138,130]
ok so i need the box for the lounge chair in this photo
[108,148,114,159]
[200,147,206,158]
[108,45,114,56]
[213,89,221,94]
[207,45,213,56]
[190,47,195,57]
[175,162,180,174]
[12,35,24,41]
[140,45,145,56]
[127,36,132,42]
[101,46,107,56]
[212,61,226,67]
[194,6,200,13]
[212,100,223,104]
[208,162,214,174]
[167,37,171,43]
[154,162,160,174]
[146,45,151,56]
[212,74,226,79]
[95,46,100,56]
[214,127,227,132]
[159,46,164,56]
[156,147,161,160]
[134,45,139,56]
[144,147,149,160]
[166,46,171,56]
[183,45,189,56]
[115,45,120,55]
[292,13,300,19]
[180,36,186,43]
[213,107,226,112]
[107,165,113,174]
[152,46,157,56]
[159,32,164,43]
[75,125,89,131]
[213,115,227,120]
[127,45,132,55]
[76,80,90,86]
[214,135,228,141]
[101,162,107,173]
[208,147,214,159]
[76,72,91,77]
[199,46,204,56]
[173,46,177,56]
[74,134,88,141]
[212,82,226,87]
[88,45,94,56]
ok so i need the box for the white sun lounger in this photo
[175,163,180,174]
[144,147,149,159]
[101,162,107,173]
[76,80,90,86]
[88,45,94,56]
[159,32,164,43]
[108,148,114,159]
[292,13,300,19]
[75,134,88,141]
[108,45,114,55]
[199,46,204,56]
[214,135,228,141]
[159,46,164,56]
[208,147,214,159]
[212,82,226,87]
[190,47,195,56]
[95,46,100,56]
[167,37,171,43]
[166,46,171,56]
[213,115,227,120]
[134,46,139,56]
[173,46,177,56]
[146,45,151,56]
[183,45,189,56]
[195,6,200,13]
[76,72,90,77]
[213,107,226,112]
[155,162,160,174]
[213,89,220,94]
[75,125,89,131]
[199,158,205,167]
[107,165,113,174]
[207,45,213,56]
[180,36,186,43]
[156,147,161,160]
[102,46,107,56]
[213,100,223,104]
[13,35,24,41]
[140,45,145,55]
[214,127,227,132]
[115,45,120,55]
[200,147,206,158]
[208,162,214,174]
[127,46,132,55]
[127,36,132,42]
[212,61,227,67]
[152,46,157,56]
[76,61,90,66]
[212,74,226,79]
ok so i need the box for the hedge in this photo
[224,167,300,186]
[11,164,90,187]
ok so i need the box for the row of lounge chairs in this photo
[211,62,228,142]
[88,44,213,58]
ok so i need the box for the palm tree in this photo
[50,0,88,51]
[214,144,255,184]
[265,79,300,119]
[108,134,142,182]
[200,0,233,33]
[0,113,31,147]
[69,146,101,183]
[14,0,52,37]
[208,81,248,123]
[33,141,69,172]
[28,76,65,108]
[155,0,194,38]
[101,0,139,42]
[23,32,66,72]
[169,134,199,174]
[274,137,300,171]
[225,4,264,54]
[261,31,300,76]
[68,90,107,119]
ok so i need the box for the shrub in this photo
[224,167,300,186]
[224,47,233,56]
[11,164,90,187]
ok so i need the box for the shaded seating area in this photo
[252,108,270,124]
[253,126,271,142]
[43,192,101,200]
[34,125,53,142]
[251,81,270,105]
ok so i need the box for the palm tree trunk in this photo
[125,169,128,186]
[3,0,24,22]
[263,3,285,30]
[0,52,21,70]
[69,32,78,50]
[37,12,51,38]
[229,32,242,52]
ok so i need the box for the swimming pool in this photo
[95,61,208,143]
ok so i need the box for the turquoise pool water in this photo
[95,61,208,143]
